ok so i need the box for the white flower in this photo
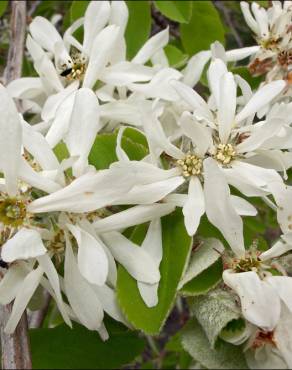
[223,242,292,332]
[241,1,292,81]
[245,304,292,369]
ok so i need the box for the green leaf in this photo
[88,129,149,170]
[180,1,225,56]
[117,209,192,334]
[189,290,241,348]
[179,238,224,289]
[179,259,223,296]
[30,320,145,369]
[70,0,89,22]
[154,1,192,23]
[181,319,248,369]
[125,1,151,59]
[53,141,70,162]
[0,0,8,17]
[164,45,188,68]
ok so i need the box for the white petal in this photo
[226,161,283,196]
[93,204,175,233]
[240,2,259,34]
[225,46,260,61]
[64,235,104,331]
[274,303,292,369]
[22,120,60,171]
[132,28,169,64]
[45,90,76,148]
[218,72,236,143]
[1,228,47,263]
[170,80,212,121]
[183,177,205,236]
[102,62,154,86]
[129,68,182,101]
[83,25,120,89]
[93,284,127,325]
[235,80,286,123]
[37,254,71,326]
[65,88,101,177]
[7,77,44,100]
[223,270,281,331]
[230,195,257,216]
[29,16,63,53]
[109,0,128,34]
[0,84,22,196]
[236,118,284,153]
[182,50,211,87]
[19,158,61,194]
[28,167,134,213]
[83,1,111,55]
[179,112,213,156]
[266,276,292,313]
[102,231,160,284]
[67,224,108,286]
[207,58,228,108]
[0,265,27,304]
[5,267,43,334]
[260,239,292,261]
[112,176,184,205]
[204,158,245,257]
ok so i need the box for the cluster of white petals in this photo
[1,1,292,368]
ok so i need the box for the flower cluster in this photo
[1,1,292,368]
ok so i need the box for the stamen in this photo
[177,154,203,178]
[214,143,236,165]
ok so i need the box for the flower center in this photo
[252,330,276,349]
[214,143,236,165]
[176,154,203,178]
[260,36,282,51]
[233,255,262,273]
[60,52,87,81]
[0,197,27,227]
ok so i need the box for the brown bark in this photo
[1,1,31,369]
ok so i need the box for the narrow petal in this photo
[0,84,22,196]
[183,177,205,236]
[235,80,286,123]
[170,80,212,121]
[0,265,27,305]
[5,267,43,334]
[230,195,257,216]
[83,25,120,89]
[67,224,108,286]
[179,112,213,156]
[218,72,236,143]
[266,276,292,313]
[102,231,160,284]
[102,62,154,86]
[65,88,101,177]
[83,1,111,55]
[138,219,163,307]
[93,204,175,233]
[132,28,169,64]
[29,16,63,53]
[1,228,47,263]
[207,58,228,108]
[182,50,211,87]
[37,254,72,326]
[204,158,245,257]
[64,235,104,331]
[93,284,128,325]
[223,270,281,331]
[109,0,128,34]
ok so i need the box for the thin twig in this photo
[215,1,244,48]
[0,1,31,369]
